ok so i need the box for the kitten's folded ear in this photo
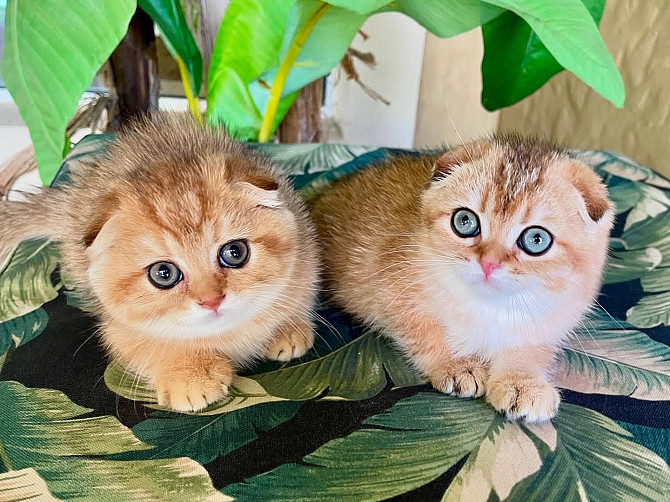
[565,160,613,224]
[432,140,491,180]
[235,172,282,209]
[83,193,120,247]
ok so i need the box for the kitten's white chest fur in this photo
[422,268,576,360]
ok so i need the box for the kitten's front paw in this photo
[431,357,488,398]
[265,320,315,362]
[487,374,560,423]
[154,358,233,413]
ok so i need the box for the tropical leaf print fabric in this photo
[1,137,669,501]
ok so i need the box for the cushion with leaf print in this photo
[1,136,669,501]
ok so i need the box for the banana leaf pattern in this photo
[1,136,669,501]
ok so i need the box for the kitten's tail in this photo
[0,191,63,266]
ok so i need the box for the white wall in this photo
[325,12,426,148]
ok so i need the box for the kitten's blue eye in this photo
[518,227,553,256]
[451,208,480,238]
[147,262,182,289]
[219,240,249,268]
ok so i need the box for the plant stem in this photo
[258,2,331,142]
[177,56,203,125]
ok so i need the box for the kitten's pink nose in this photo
[198,294,224,311]
[480,260,500,280]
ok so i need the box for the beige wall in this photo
[414,28,499,149]
[498,0,670,177]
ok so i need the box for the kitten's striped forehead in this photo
[491,138,560,215]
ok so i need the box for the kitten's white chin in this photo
[132,284,286,341]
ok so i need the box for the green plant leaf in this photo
[443,420,559,501]
[604,247,662,284]
[104,360,290,414]
[554,313,670,400]
[0,381,230,501]
[323,0,391,15]
[0,308,48,372]
[481,0,624,109]
[120,402,301,464]
[207,0,295,139]
[627,292,670,329]
[503,405,670,501]
[207,0,365,141]
[224,394,670,500]
[605,178,642,215]
[0,308,48,357]
[251,332,423,400]
[481,0,605,110]
[0,239,60,324]
[394,0,503,38]
[640,267,670,293]
[2,0,135,184]
[255,0,366,99]
[0,468,62,501]
[224,393,497,500]
[105,333,423,412]
[137,0,203,96]
[620,210,670,259]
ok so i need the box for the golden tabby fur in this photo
[0,114,319,412]
[311,137,613,422]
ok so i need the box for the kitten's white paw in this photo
[154,359,233,413]
[265,320,315,362]
[487,374,560,423]
[431,357,488,398]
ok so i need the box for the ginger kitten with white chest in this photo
[0,114,319,412]
[312,137,613,422]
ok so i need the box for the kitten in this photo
[0,114,319,412]
[311,137,613,422]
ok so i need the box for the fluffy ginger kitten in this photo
[0,114,319,412]
[311,137,613,422]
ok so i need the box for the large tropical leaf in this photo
[138,0,203,96]
[105,333,423,412]
[622,183,670,230]
[0,308,48,372]
[627,293,670,329]
[254,143,377,177]
[206,0,295,139]
[394,0,503,38]
[0,239,60,324]
[640,267,670,293]
[604,246,662,284]
[224,393,670,501]
[104,361,290,414]
[613,210,670,327]
[0,381,229,501]
[2,0,135,184]
[251,0,367,102]
[576,150,670,190]
[208,0,369,141]
[620,210,670,260]
[224,393,496,500]
[481,0,605,110]
[554,314,670,400]
[252,332,422,400]
[119,402,301,464]
[482,0,624,109]
[0,468,62,502]
[323,0,391,15]
[443,419,557,501]
[502,406,670,501]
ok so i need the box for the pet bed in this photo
[1,136,669,501]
